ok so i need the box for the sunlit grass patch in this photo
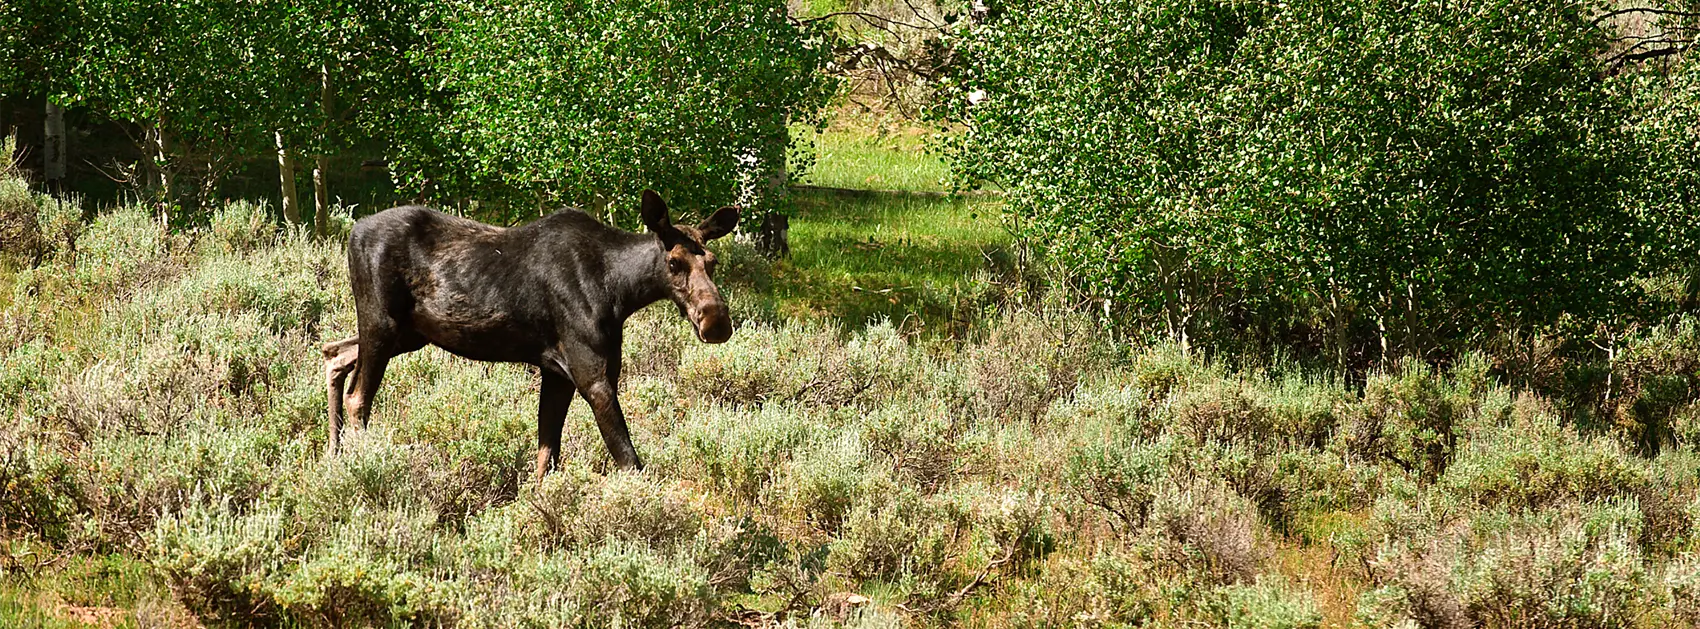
[794,126,952,193]
[763,188,1009,337]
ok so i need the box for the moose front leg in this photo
[569,361,642,471]
[534,368,573,485]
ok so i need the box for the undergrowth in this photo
[1,186,1698,628]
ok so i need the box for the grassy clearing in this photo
[793,121,952,194]
[746,188,1008,337]
[762,115,1008,337]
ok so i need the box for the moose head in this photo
[640,189,738,344]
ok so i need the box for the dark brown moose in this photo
[322,190,737,481]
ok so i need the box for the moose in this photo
[322,190,738,481]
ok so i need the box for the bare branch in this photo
[1614,44,1690,65]
[797,11,934,31]
[900,0,948,29]
[1593,7,1700,28]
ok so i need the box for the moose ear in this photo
[697,206,740,241]
[640,190,671,232]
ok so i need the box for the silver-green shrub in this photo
[8,192,1700,627]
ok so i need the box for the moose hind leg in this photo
[347,332,424,430]
[347,351,391,431]
[322,336,359,456]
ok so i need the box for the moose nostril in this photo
[698,312,733,344]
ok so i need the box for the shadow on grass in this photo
[743,187,1012,339]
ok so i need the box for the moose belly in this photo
[410,302,539,363]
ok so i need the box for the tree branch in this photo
[797,11,935,31]
[1593,7,1700,28]
[1614,44,1689,65]
[944,545,1016,608]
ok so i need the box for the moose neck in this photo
[603,233,674,321]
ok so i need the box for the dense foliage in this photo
[1627,59,1700,288]
[423,0,836,224]
[264,0,441,180]
[1,0,833,224]
[941,0,1697,363]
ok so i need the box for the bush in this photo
[83,428,280,541]
[0,439,88,545]
[954,311,1102,423]
[1266,448,1372,517]
[827,485,954,586]
[676,323,818,407]
[73,204,181,291]
[0,171,79,269]
[1209,576,1323,629]
[991,551,1163,627]
[1671,553,1700,626]
[1369,501,1658,629]
[297,433,420,525]
[272,551,460,628]
[1065,438,1182,534]
[676,403,821,505]
[961,486,1056,571]
[860,403,965,491]
[943,0,1649,358]
[1441,428,1649,512]
[1043,379,1163,442]
[1615,319,1700,455]
[1456,507,1653,629]
[205,200,276,255]
[621,307,696,381]
[1171,382,1275,449]
[380,355,534,520]
[151,506,289,625]
[421,0,836,225]
[520,469,704,553]
[128,245,338,335]
[569,542,715,629]
[779,433,874,534]
[0,340,59,409]
[0,174,43,265]
[1150,477,1269,583]
[677,320,917,411]
[1341,361,1469,482]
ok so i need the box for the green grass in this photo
[759,117,1008,337]
[759,188,1009,338]
[794,127,954,193]
[0,550,177,628]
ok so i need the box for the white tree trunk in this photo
[276,132,301,224]
[145,121,170,197]
[313,64,334,236]
[313,155,330,236]
[43,102,66,182]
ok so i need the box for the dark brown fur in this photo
[324,191,737,482]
